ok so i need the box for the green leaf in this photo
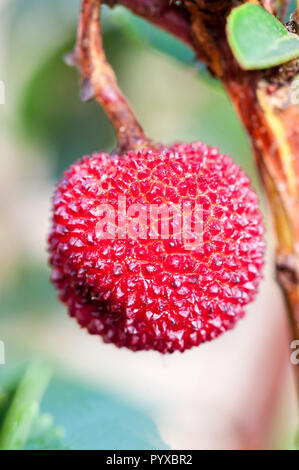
[39,376,169,450]
[227,4,299,69]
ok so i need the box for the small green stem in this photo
[0,360,52,450]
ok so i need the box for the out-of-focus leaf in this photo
[0,263,58,317]
[40,376,169,450]
[25,413,67,450]
[0,389,14,429]
[111,6,222,92]
[18,36,116,178]
[113,6,194,64]
[286,0,297,19]
[227,4,299,69]
[0,364,169,450]
[5,0,79,90]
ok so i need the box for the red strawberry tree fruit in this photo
[48,0,299,395]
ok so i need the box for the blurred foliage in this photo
[18,34,116,179]
[0,263,58,318]
[113,7,222,91]
[0,362,169,450]
[25,413,67,450]
[120,9,194,65]
[41,376,169,450]
[287,0,298,17]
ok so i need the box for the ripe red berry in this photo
[48,141,264,353]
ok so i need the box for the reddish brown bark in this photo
[106,0,193,46]
[68,0,151,152]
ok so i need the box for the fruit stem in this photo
[70,0,150,152]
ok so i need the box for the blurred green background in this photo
[0,0,297,450]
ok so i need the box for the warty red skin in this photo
[48,141,265,353]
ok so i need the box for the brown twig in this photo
[68,0,150,152]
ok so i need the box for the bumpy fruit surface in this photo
[48,141,264,353]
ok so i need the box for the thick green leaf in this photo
[227,4,299,69]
